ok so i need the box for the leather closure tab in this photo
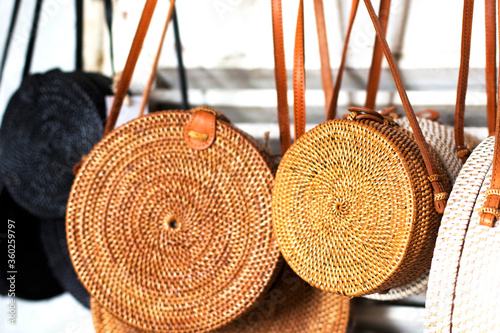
[478,189,500,227]
[430,180,448,214]
[184,108,217,150]
[344,107,397,126]
[456,146,471,163]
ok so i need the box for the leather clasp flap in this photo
[184,108,217,150]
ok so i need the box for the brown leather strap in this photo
[327,0,360,120]
[313,0,333,115]
[293,0,306,140]
[485,0,497,136]
[454,0,496,161]
[361,0,447,213]
[104,0,159,136]
[327,0,389,119]
[479,0,500,227]
[271,0,292,153]
[139,0,176,116]
[365,0,391,109]
[454,0,474,163]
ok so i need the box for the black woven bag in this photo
[0,187,64,300]
[0,69,112,219]
[40,218,90,307]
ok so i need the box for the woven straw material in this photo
[272,118,450,297]
[364,117,479,301]
[90,265,351,333]
[40,218,90,308]
[67,109,282,332]
[425,136,500,332]
[0,69,111,219]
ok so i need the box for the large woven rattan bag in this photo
[271,0,453,298]
[67,1,350,332]
[425,0,500,330]
[326,0,480,301]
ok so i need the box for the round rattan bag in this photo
[67,107,282,332]
[362,115,479,301]
[90,264,351,333]
[272,109,451,297]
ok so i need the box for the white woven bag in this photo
[425,0,500,330]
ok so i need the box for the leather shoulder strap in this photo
[327,0,390,120]
[485,0,497,136]
[271,0,292,154]
[455,0,497,162]
[479,0,500,227]
[361,0,448,213]
[327,0,360,120]
[293,0,306,140]
[313,0,333,116]
[104,0,159,135]
[364,0,391,110]
[138,0,176,116]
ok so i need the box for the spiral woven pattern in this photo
[67,109,281,332]
[0,69,111,219]
[272,118,449,297]
[364,117,479,301]
[91,265,351,333]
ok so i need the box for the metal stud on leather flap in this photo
[184,107,217,150]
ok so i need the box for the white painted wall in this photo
[0,0,492,121]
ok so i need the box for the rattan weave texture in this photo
[90,265,351,333]
[272,117,450,297]
[364,117,479,301]
[67,108,282,332]
[425,136,500,332]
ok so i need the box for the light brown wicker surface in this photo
[272,117,450,297]
[364,117,479,301]
[425,136,500,332]
[67,108,282,332]
[91,265,351,333]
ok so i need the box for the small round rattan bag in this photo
[67,1,283,331]
[271,0,451,297]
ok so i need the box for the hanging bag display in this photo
[0,0,113,219]
[0,0,111,301]
[271,0,451,297]
[425,0,500,331]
